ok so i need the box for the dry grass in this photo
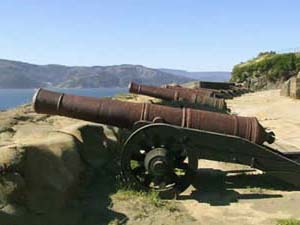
[277,218,300,225]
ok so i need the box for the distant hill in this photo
[0,59,192,88]
[231,52,300,89]
[159,68,231,82]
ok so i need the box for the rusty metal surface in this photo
[196,81,236,90]
[128,82,227,111]
[33,88,274,144]
[164,84,228,99]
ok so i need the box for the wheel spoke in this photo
[153,176,168,189]
[131,153,145,161]
[175,162,189,170]
[143,174,152,187]
[132,166,145,176]
[140,130,155,149]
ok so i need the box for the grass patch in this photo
[113,93,138,101]
[113,188,179,211]
[113,189,163,207]
[247,187,265,193]
[108,219,122,225]
[277,218,300,225]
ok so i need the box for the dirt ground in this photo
[228,89,300,152]
[178,90,300,225]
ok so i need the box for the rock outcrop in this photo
[0,104,123,224]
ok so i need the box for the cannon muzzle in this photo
[33,88,275,145]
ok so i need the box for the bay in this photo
[0,88,128,110]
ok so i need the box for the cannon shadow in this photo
[178,169,299,206]
[73,125,129,225]
[0,170,128,225]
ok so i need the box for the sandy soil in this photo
[179,90,300,225]
[228,89,300,152]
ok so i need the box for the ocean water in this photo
[0,88,127,110]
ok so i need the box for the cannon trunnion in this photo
[33,89,300,196]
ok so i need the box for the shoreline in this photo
[0,88,128,111]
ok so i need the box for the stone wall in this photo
[290,75,300,99]
[280,72,300,99]
[280,79,291,96]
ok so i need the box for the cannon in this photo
[189,81,250,97]
[164,84,234,99]
[232,86,250,95]
[128,82,227,112]
[196,81,236,90]
[33,89,300,195]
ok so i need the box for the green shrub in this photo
[295,53,300,72]
[231,52,299,82]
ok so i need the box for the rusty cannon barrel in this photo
[128,82,227,111]
[33,89,275,145]
[164,84,233,99]
[165,84,216,97]
[196,81,236,90]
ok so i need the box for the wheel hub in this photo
[144,148,172,176]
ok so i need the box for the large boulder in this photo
[0,105,121,221]
[0,130,83,214]
[21,132,83,212]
